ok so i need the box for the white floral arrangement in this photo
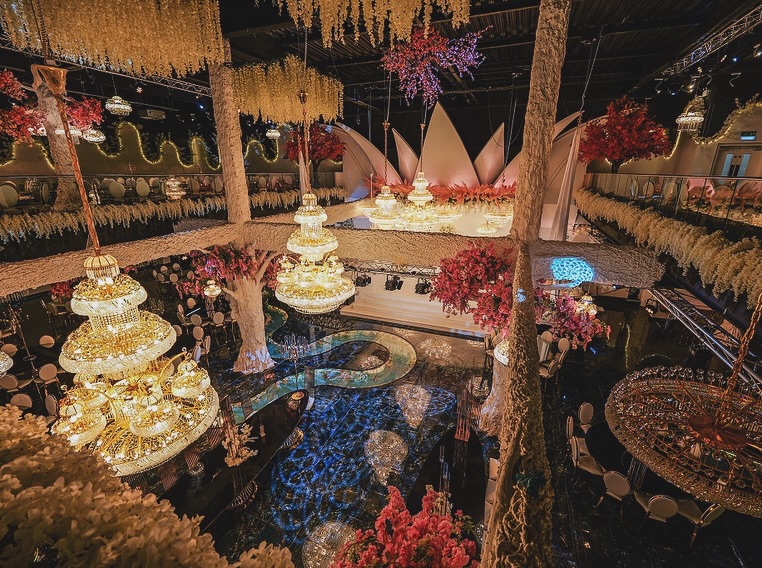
[222,423,258,468]
[0,405,294,567]
[0,188,345,244]
[574,188,762,308]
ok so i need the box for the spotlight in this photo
[384,275,403,291]
[667,82,680,96]
[414,278,432,295]
[355,273,372,287]
[198,103,205,109]
[732,56,739,63]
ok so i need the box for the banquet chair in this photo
[596,471,632,514]
[211,311,229,345]
[566,415,589,455]
[677,501,726,548]
[579,402,594,432]
[635,492,678,523]
[39,335,55,349]
[172,262,181,272]
[169,273,179,284]
[177,303,185,315]
[192,326,205,345]
[45,394,59,427]
[1,342,18,357]
[10,392,33,411]
[190,314,203,327]
[538,331,554,363]
[172,324,183,337]
[570,437,603,477]
[200,335,212,365]
[177,312,193,334]
[187,297,197,309]
[35,363,61,397]
[0,374,34,402]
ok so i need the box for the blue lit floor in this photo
[213,383,456,566]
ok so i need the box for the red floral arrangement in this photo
[548,294,610,350]
[66,97,104,131]
[0,70,103,144]
[382,27,486,108]
[50,279,80,302]
[378,181,516,204]
[284,123,345,168]
[176,244,278,297]
[578,95,671,173]
[331,486,478,567]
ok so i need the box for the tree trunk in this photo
[209,40,250,225]
[611,161,622,173]
[33,82,78,211]
[482,0,572,566]
[229,278,274,374]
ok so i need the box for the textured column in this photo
[482,0,572,565]
[209,40,250,225]
[33,82,78,211]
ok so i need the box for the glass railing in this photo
[587,173,762,238]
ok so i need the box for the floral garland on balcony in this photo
[0,406,294,567]
[332,486,478,567]
[574,188,762,308]
[0,188,345,243]
[381,181,516,205]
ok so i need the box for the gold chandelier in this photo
[105,96,132,117]
[53,254,219,476]
[398,172,439,231]
[676,93,706,133]
[368,185,400,229]
[277,0,470,46]
[276,193,355,314]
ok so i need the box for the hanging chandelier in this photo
[476,220,498,235]
[83,128,106,143]
[276,193,355,314]
[676,94,706,133]
[399,171,438,231]
[105,95,132,117]
[368,185,400,230]
[0,349,12,375]
[407,171,434,206]
[52,254,219,476]
[483,202,514,226]
[266,127,281,140]
[436,203,463,224]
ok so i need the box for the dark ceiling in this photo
[1,0,761,158]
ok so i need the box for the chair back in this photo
[39,363,58,381]
[39,335,55,348]
[172,263,181,271]
[540,330,553,343]
[603,471,631,497]
[0,374,18,389]
[10,393,33,409]
[701,504,726,526]
[203,335,211,352]
[190,314,203,326]
[172,324,183,337]
[213,312,225,325]
[1,343,17,356]
[558,337,571,353]
[46,303,59,315]
[579,402,594,425]
[160,265,168,273]
[648,495,678,520]
[45,394,59,416]
[565,416,575,440]
[177,312,188,325]
[192,326,205,341]
[169,273,179,283]
[544,359,559,377]
[187,298,197,309]
[176,303,185,315]
[570,436,581,466]
[192,345,202,362]
[187,271,195,280]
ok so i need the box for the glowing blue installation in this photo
[550,257,595,287]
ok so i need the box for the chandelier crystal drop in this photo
[105,95,132,117]
[276,193,355,314]
[52,254,219,476]
[83,128,106,143]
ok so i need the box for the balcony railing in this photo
[586,173,762,239]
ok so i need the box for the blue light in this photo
[550,257,595,287]
[516,288,526,303]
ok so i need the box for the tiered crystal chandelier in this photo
[83,128,106,143]
[676,93,706,133]
[368,185,400,229]
[276,193,355,314]
[105,95,132,116]
[400,171,439,231]
[266,126,281,140]
[52,254,219,476]
[0,349,12,375]
[483,201,514,226]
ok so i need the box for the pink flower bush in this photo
[176,245,278,297]
[548,294,611,350]
[332,486,478,567]
[50,279,80,302]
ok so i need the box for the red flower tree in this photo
[0,69,103,144]
[548,295,610,350]
[284,122,345,173]
[331,486,478,567]
[578,96,671,173]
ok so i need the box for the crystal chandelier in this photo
[368,185,400,229]
[266,127,281,140]
[408,171,434,206]
[105,95,132,116]
[0,349,12,375]
[576,294,598,316]
[52,254,219,476]
[676,94,706,133]
[476,220,498,235]
[435,202,463,224]
[164,176,185,200]
[483,201,514,226]
[276,193,355,314]
[399,172,439,231]
[83,128,106,143]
